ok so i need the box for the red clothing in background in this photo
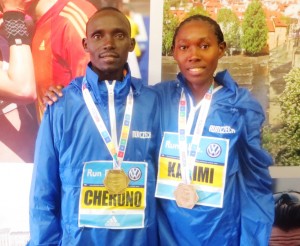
[31,0,96,121]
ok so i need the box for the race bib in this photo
[155,132,229,208]
[79,161,147,229]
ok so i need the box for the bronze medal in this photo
[104,169,130,194]
[174,183,199,209]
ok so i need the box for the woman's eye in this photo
[201,44,209,49]
[179,45,187,50]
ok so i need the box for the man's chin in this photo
[92,65,123,80]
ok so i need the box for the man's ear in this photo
[129,38,136,52]
[82,38,88,52]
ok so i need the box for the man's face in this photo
[82,10,135,80]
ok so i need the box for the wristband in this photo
[3,11,30,46]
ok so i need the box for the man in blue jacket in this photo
[29,7,160,245]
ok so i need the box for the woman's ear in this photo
[172,45,178,62]
[218,41,227,58]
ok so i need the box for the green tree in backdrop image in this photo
[263,68,300,166]
[241,0,268,55]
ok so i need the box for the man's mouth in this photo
[100,52,118,58]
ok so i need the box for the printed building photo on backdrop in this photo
[160,0,300,168]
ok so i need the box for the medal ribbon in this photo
[178,84,213,184]
[82,77,133,170]
[105,80,118,148]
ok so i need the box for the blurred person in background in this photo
[23,0,97,121]
[0,0,35,102]
[122,4,142,79]
[0,0,37,162]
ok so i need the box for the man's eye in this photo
[179,45,187,50]
[93,34,102,39]
[115,33,125,39]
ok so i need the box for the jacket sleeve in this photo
[237,107,274,246]
[29,107,62,245]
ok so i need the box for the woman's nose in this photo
[188,47,201,61]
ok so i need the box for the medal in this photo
[174,183,199,209]
[104,169,130,194]
[82,77,134,194]
[175,85,213,207]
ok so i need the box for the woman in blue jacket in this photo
[154,15,274,246]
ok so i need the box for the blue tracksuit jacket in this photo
[153,70,274,246]
[29,64,160,246]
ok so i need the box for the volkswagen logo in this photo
[128,167,142,181]
[206,143,222,158]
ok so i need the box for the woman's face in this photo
[173,20,226,87]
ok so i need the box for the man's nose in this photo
[103,35,115,49]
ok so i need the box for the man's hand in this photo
[42,85,64,111]
[0,0,26,12]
